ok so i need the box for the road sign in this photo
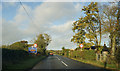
[33,43,37,47]
[79,44,83,48]
[28,46,37,53]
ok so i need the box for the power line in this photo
[19,0,34,24]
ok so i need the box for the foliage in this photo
[71,18,86,46]
[1,45,9,49]
[82,2,99,46]
[71,2,100,48]
[2,34,51,69]
[70,50,96,61]
[34,33,51,55]
[101,3,119,55]
[2,48,30,63]
[62,46,65,55]
[62,47,65,50]
[9,41,28,50]
[102,3,119,34]
[2,48,46,70]
[64,49,70,57]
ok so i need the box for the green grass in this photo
[3,55,46,71]
[1,43,49,71]
[2,47,48,71]
[71,58,119,71]
[61,50,120,71]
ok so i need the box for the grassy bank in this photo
[71,58,118,71]
[2,48,47,71]
[3,55,46,71]
[61,50,119,71]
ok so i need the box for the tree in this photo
[71,2,100,48]
[34,33,51,55]
[44,33,52,46]
[114,1,120,69]
[82,2,99,46]
[115,47,120,69]
[101,3,119,55]
[62,47,65,50]
[62,47,65,55]
[71,18,86,47]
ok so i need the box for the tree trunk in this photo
[110,34,113,54]
[98,12,102,46]
[99,21,101,46]
[111,37,113,49]
[96,37,98,46]
[100,54,102,62]
[112,35,116,56]
[116,63,120,70]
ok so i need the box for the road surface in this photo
[31,55,110,71]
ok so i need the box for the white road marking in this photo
[56,57,60,60]
[61,61,68,67]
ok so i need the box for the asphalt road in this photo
[31,55,110,71]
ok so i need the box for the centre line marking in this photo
[57,57,60,60]
[61,61,68,67]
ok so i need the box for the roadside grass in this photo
[2,48,47,71]
[71,58,119,71]
[61,50,119,71]
[3,55,46,71]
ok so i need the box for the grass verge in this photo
[2,55,47,71]
[71,58,120,71]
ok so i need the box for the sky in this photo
[1,1,117,50]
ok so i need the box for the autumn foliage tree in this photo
[71,18,86,47]
[71,2,100,48]
[101,2,120,69]
[34,33,51,55]
[101,3,119,55]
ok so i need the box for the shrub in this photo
[71,50,96,60]
[9,42,28,50]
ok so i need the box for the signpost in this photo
[33,43,37,47]
[79,44,83,51]
[28,46,37,54]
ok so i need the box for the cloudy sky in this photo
[1,1,115,50]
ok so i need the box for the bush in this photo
[71,50,96,61]
[2,48,29,62]
[2,47,45,70]
[9,42,27,50]
[2,48,40,65]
